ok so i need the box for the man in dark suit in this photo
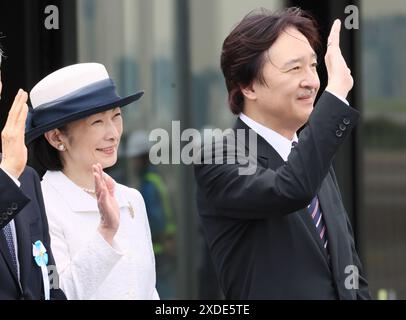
[0,50,65,299]
[194,8,371,299]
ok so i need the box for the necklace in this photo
[82,187,96,194]
[82,187,135,219]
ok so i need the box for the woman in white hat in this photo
[26,63,159,300]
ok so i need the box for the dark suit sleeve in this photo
[0,168,30,229]
[195,91,360,219]
[29,168,67,300]
[329,168,371,300]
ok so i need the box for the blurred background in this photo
[0,0,405,299]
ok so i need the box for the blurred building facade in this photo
[361,0,406,299]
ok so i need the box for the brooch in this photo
[128,201,135,219]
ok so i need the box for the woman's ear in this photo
[240,82,257,101]
[44,129,66,151]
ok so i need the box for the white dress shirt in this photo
[41,170,159,300]
[239,90,349,160]
[239,113,298,161]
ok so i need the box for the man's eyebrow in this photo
[281,53,317,67]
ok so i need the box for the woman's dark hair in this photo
[28,126,69,176]
[220,7,320,114]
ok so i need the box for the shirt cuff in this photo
[325,90,349,106]
[2,168,21,187]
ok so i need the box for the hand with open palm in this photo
[325,19,354,99]
[93,163,120,245]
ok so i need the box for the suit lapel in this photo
[296,207,331,269]
[14,213,33,292]
[234,118,332,267]
[318,177,341,280]
[296,179,340,271]
[0,153,25,285]
[234,118,283,165]
[298,204,331,262]
[0,226,21,287]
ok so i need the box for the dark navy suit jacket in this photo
[0,165,66,300]
[195,92,371,299]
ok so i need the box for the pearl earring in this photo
[58,144,66,151]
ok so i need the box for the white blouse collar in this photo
[42,170,128,212]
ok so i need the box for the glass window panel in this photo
[77,0,281,299]
[361,0,406,300]
[77,0,179,299]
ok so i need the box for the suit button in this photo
[343,118,350,125]
[11,202,18,210]
[339,124,347,131]
[7,209,13,216]
[2,213,8,220]
[336,130,343,138]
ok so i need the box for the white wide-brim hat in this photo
[25,63,144,144]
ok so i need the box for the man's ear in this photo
[240,82,257,101]
[44,129,66,150]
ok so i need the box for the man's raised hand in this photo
[0,89,29,179]
[325,19,354,99]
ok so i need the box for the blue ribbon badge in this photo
[32,240,51,300]
[32,240,49,267]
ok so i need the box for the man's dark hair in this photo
[221,7,320,114]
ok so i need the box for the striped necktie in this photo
[292,141,329,252]
[307,196,329,251]
[2,223,18,273]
